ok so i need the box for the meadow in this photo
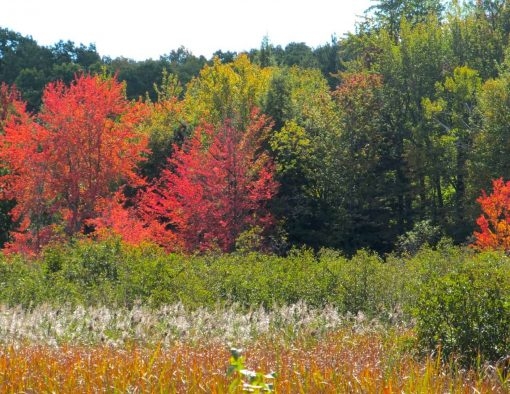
[0,239,509,392]
[0,303,508,393]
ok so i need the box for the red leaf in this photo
[473,178,510,251]
[0,74,149,255]
[142,108,278,253]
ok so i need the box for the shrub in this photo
[319,249,405,316]
[0,254,45,308]
[394,240,464,315]
[0,236,473,337]
[396,220,443,256]
[41,238,124,306]
[415,250,510,366]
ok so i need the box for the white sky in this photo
[0,0,372,61]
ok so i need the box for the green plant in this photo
[227,347,276,393]
[396,220,443,256]
[415,251,510,367]
[0,254,45,308]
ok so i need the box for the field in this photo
[0,242,509,392]
[0,304,508,393]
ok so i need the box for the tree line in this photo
[1,0,510,256]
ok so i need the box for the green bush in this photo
[41,238,124,306]
[391,241,465,316]
[40,239,214,308]
[415,250,510,366]
[2,237,484,338]
[0,239,416,316]
[0,254,45,308]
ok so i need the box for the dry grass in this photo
[0,302,350,346]
[0,304,508,393]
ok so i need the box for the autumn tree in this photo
[138,70,190,180]
[142,109,278,253]
[0,83,23,246]
[87,190,163,247]
[183,54,273,128]
[90,72,188,247]
[0,74,148,255]
[473,178,510,251]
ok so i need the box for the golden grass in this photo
[0,329,507,393]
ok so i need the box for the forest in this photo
[1,0,510,392]
[3,1,510,256]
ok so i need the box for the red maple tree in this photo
[473,178,510,251]
[0,74,149,255]
[142,109,278,252]
[88,189,169,247]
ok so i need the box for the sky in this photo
[0,0,372,61]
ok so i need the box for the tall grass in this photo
[0,302,377,346]
[0,333,507,392]
[0,304,508,393]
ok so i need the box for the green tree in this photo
[366,0,445,39]
[212,50,237,64]
[423,66,482,241]
[13,68,47,110]
[334,72,399,253]
[0,29,52,83]
[160,46,207,91]
[255,35,277,68]
[108,57,165,101]
[0,28,53,110]
[282,42,318,69]
[447,1,507,79]
[390,17,453,226]
[263,70,293,130]
[369,16,451,236]
[471,48,510,197]
[313,36,342,88]
[268,67,344,250]
[50,41,101,71]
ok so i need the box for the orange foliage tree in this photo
[473,178,510,251]
[0,74,148,255]
[88,190,162,247]
[0,83,24,247]
[141,109,278,253]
